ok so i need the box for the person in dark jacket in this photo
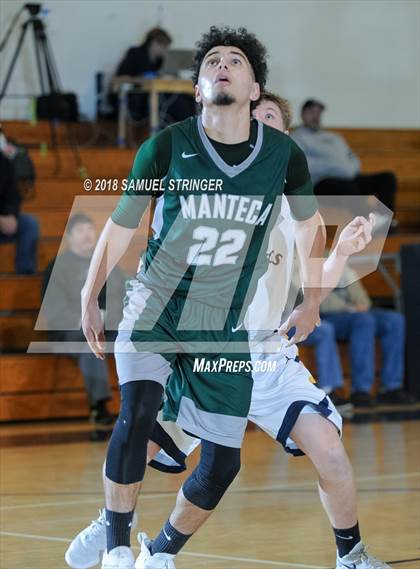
[0,152,39,274]
[112,27,195,124]
[117,27,172,77]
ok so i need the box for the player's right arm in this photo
[81,130,171,358]
[81,220,137,358]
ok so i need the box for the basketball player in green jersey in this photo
[67,84,391,568]
[80,26,325,569]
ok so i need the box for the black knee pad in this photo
[182,440,241,510]
[105,381,163,484]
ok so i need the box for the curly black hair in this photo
[192,26,268,89]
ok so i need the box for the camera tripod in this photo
[0,4,85,176]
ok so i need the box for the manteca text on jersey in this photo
[180,194,273,226]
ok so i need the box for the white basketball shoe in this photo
[102,546,135,569]
[65,509,138,569]
[336,542,392,568]
[135,533,175,569]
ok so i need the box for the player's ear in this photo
[250,82,260,103]
[194,84,202,104]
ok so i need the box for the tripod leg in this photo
[43,36,62,91]
[34,23,61,174]
[42,34,86,175]
[33,30,47,94]
[39,26,86,176]
[38,35,56,94]
[0,22,29,101]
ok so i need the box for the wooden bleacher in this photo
[0,355,120,421]
[0,121,419,422]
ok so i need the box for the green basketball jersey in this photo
[112,116,317,310]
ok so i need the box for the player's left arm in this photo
[279,140,325,345]
[320,213,375,300]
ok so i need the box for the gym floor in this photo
[1,414,419,569]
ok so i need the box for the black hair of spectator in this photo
[192,26,268,89]
[301,99,325,113]
[66,213,94,234]
[144,27,172,46]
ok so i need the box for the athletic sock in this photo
[151,519,192,555]
[105,509,134,552]
[333,522,361,557]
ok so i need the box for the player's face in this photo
[195,45,260,108]
[302,106,323,129]
[253,100,285,132]
[67,222,97,257]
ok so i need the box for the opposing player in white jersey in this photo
[66,93,391,569]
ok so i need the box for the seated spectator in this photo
[320,266,416,407]
[111,27,195,124]
[0,152,39,274]
[42,213,126,425]
[117,27,172,77]
[291,100,398,220]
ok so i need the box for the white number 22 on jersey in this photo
[186,226,247,266]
